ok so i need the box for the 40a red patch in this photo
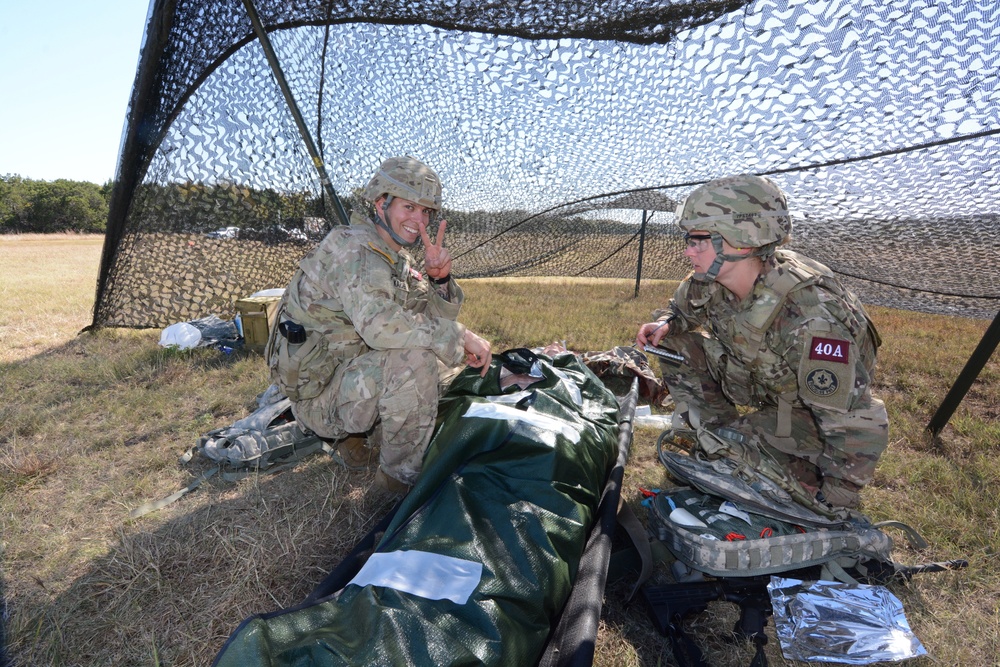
[809,336,849,364]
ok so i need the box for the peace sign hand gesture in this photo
[419,219,452,281]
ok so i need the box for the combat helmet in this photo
[362,156,442,247]
[676,174,791,281]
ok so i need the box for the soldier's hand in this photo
[636,320,670,347]
[419,219,452,281]
[463,330,492,377]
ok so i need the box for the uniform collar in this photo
[352,211,402,264]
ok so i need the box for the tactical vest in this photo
[702,250,880,434]
[266,219,423,401]
[265,286,362,402]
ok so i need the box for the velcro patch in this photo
[809,336,850,364]
[805,368,840,397]
[799,333,856,411]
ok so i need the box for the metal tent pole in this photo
[634,209,649,298]
[240,0,350,226]
[927,309,1000,437]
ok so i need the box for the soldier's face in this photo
[380,196,435,248]
[684,229,716,274]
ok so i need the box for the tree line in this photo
[0,173,674,237]
[0,175,112,234]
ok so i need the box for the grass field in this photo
[1,233,998,666]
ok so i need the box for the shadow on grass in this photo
[14,453,395,666]
[0,577,9,667]
[0,332,392,665]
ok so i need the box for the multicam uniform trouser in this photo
[290,347,456,485]
[657,332,886,509]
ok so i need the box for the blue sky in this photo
[0,0,151,184]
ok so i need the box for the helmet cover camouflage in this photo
[363,156,442,210]
[676,174,791,249]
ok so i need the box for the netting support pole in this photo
[927,309,1000,437]
[240,0,350,226]
[634,209,649,298]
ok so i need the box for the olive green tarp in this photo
[212,351,621,666]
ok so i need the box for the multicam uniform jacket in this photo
[268,211,467,403]
[659,249,887,497]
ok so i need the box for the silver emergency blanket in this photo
[767,577,927,664]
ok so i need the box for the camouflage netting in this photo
[93,0,1000,329]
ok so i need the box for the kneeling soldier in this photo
[636,174,887,509]
[268,156,492,495]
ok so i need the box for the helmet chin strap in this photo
[695,233,759,282]
[374,195,417,248]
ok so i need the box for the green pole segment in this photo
[927,309,1000,437]
[240,0,350,226]
[634,209,649,298]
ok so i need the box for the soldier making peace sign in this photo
[267,157,492,496]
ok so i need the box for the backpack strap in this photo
[873,520,929,549]
[747,263,811,437]
[128,467,219,519]
[616,498,654,603]
[820,558,861,585]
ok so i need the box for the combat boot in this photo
[374,467,411,497]
[819,478,863,509]
[331,435,370,469]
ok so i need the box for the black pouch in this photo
[278,320,307,345]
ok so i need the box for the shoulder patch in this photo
[809,336,850,364]
[798,333,857,411]
[805,368,839,396]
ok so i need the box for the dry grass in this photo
[0,233,105,363]
[1,235,998,666]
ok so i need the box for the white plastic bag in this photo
[159,322,202,350]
